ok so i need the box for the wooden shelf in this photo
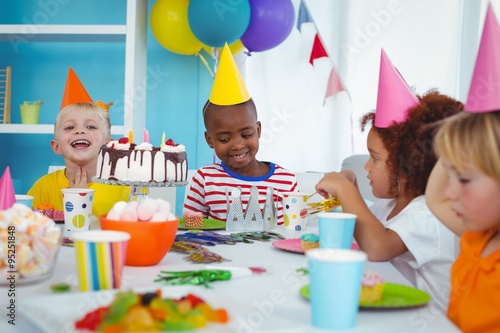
[0,24,127,42]
[0,124,124,135]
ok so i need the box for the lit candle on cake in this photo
[128,130,133,143]
[144,129,149,143]
[161,131,165,148]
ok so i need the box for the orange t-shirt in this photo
[447,228,500,333]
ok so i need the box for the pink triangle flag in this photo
[375,49,419,128]
[0,166,16,210]
[465,3,500,112]
[323,66,345,104]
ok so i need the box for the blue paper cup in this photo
[15,194,34,208]
[318,212,356,249]
[306,248,367,329]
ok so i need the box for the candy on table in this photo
[0,204,61,278]
[106,198,176,222]
[183,211,203,228]
[34,202,55,219]
[300,233,320,251]
[74,289,229,332]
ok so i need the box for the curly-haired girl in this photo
[315,50,463,312]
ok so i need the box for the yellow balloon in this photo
[229,40,245,55]
[202,40,245,58]
[150,0,202,55]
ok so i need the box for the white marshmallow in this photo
[150,212,168,222]
[111,201,128,214]
[155,198,171,215]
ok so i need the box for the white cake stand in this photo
[91,177,189,202]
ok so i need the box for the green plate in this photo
[300,282,431,308]
[178,218,226,230]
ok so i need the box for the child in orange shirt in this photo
[427,114,500,333]
[425,4,500,332]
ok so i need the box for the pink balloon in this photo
[241,0,295,53]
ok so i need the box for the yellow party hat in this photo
[209,43,250,106]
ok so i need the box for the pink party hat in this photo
[0,166,16,210]
[375,49,419,128]
[465,3,500,112]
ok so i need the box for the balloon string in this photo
[213,48,219,75]
[197,52,214,77]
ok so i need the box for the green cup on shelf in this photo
[20,100,43,124]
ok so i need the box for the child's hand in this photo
[315,172,353,199]
[70,167,88,188]
[339,170,357,185]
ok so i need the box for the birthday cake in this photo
[95,137,188,183]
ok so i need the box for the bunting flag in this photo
[301,1,348,104]
[324,66,345,105]
[309,33,329,65]
[296,0,313,32]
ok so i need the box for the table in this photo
[1,224,460,333]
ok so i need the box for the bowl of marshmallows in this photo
[100,198,178,266]
[0,204,62,285]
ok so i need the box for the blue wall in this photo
[0,1,214,210]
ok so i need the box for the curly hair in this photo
[361,90,463,198]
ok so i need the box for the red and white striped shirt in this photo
[184,162,298,224]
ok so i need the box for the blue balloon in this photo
[188,0,251,48]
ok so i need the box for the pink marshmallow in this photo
[125,201,139,211]
[120,201,139,221]
[137,198,158,221]
[120,210,138,221]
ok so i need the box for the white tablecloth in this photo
[0,224,460,333]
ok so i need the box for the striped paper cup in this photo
[73,230,130,291]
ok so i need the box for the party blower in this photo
[155,266,267,288]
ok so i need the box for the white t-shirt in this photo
[370,195,457,312]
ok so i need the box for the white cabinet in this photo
[0,0,147,136]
